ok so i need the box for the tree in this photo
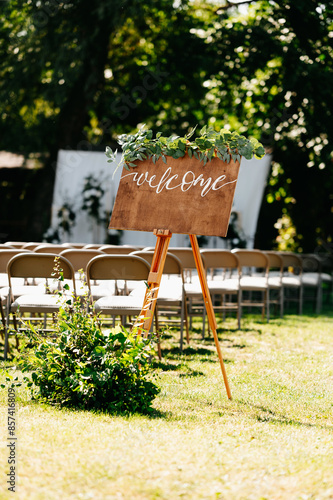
[203,0,333,251]
[1,0,332,250]
[0,0,212,239]
[0,0,214,152]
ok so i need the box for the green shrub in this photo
[10,287,160,415]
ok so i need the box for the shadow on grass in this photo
[237,400,333,431]
[151,359,205,377]
[157,345,234,366]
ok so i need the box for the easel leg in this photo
[189,234,232,400]
[136,230,172,339]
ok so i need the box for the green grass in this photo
[1,307,333,499]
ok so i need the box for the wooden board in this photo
[109,154,240,237]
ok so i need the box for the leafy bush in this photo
[106,124,265,171]
[10,288,160,415]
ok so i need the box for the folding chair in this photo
[168,247,206,332]
[86,254,151,328]
[264,251,284,318]
[131,250,189,350]
[231,249,270,322]
[300,253,323,313]
[200,249,241,329]
[0,249,32,348]
[277,252,303,314]
[4,253,76,360]
[318,254,333,305]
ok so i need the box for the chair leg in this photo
[315,281,322,314]
[179,294,185,352]
[299,285,304,315]
[184,298,190,345]
[238,289,242,330]
[262,291,266,321]
[188,298,193,330]
[280,286,284,318]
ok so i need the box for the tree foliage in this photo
[0,0,332,249]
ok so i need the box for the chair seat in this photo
[208,278,240,293]
[0,284,46,300]
[130,280,183,303]
[302,273,321,286]
[94,295,144,316]
[11,294,63,313]
[321,272,332,283]
[268,276,282,288]
[0,275,25,288]
[90,284,117,300]
[282,276,302,287]
[240,276,268,290]
[184,282,203,298]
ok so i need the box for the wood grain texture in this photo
[109,155,240,237]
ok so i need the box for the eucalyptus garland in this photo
[106,125,265,172]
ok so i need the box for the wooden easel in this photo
[137,229,232,400]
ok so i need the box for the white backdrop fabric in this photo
[51,149,271,248]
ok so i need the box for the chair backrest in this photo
[4,241,27,248]
[0,249,31,273]
[86,255,151,287]
[264,251,284,270]
[318,254,333,275]
[99,245,139,254]
[231,249,269,275]
[0,244,15,249]
[34,244,69,254]
[131,250,184,276]
[62,243,87,248]
[22,242,42,250]
[7,254,76,292]
[300,254,322,273]
[200,249,240,273]
[83,244,105,249]
[59,249,104,272]
[277,252,303,273]
[168,247,197,270]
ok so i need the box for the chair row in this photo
[0,242,141,253]
[1,247,332,360]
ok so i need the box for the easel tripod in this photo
[137,229,232,400]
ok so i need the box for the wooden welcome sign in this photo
[109,153,239,400]
[109,155,240,236]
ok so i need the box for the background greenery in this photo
[1,0,332,250]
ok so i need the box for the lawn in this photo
[1,306,333,500]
